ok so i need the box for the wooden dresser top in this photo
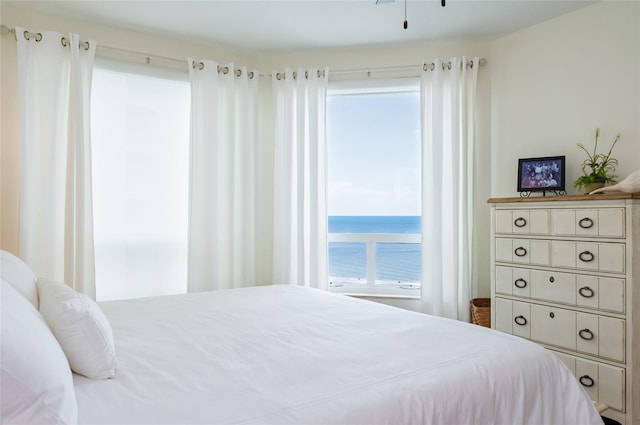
[487,193,640,204]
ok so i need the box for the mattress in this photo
[73,285,602,424]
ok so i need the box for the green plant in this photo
[573,128,621,190]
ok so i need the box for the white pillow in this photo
[1,280,78,425]
[37,279,117,379]
[0,250,38,308]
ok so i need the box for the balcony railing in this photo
[328,232,421,296]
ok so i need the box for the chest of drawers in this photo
[489,194,639,425]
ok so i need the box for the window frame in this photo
[326,77,422,299]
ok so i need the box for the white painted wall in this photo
[490,1,640,197]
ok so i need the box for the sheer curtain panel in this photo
[420,57,479,321]
[16,28,97,298]
[272,68,329,289]
[188,60,259,292]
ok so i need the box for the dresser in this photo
[488,194,639,425]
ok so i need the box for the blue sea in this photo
[328,216,421,283]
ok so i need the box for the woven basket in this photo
[470,298,491,328]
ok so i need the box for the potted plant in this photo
[573,128,621,194]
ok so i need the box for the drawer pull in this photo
[514,315,527,326]
[514,247,527,257]
[578,286,595,298]
[579,375,595,388]
[549,276,555,283]
[549,312,555,318]
[514,217,527,228]
[579,328,594,341]
[514,278,527,289]
[578,217,594,229]
[578,251,595,263]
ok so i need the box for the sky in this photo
[327,90,421,217]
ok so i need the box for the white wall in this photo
[490,1,640,197]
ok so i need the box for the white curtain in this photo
[420,57,479,321]
[272,68,329,289]
[187,60,259,292]
[16,28,96,298]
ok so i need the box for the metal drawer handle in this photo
[549,276,555,283]
[514,278,527,289]
[579,375,595,388]
[514,217,527,228]
[578,251,594,263]
[579,328,594,341]
[514,315,527,326]
[514,247,527,257]
[578,286,595,298]
[578,217,594,229]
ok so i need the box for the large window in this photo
[327,79,421,297]
[91,60,190,301]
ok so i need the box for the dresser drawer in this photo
[553,351,625,412]
[495,238,550,266]
[530,304,625,362]
[552,241,625,273]
[495,209,550,235]
[552,208,625,238]
[495,298,625,362]
[494,298,530,339]
[495,266,625,313]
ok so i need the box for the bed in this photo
[1,250,603,425]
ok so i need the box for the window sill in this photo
[328,282,421,299]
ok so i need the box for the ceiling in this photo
[7,0,598,53]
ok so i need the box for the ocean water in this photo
[328,216,421,283]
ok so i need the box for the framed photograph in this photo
[517,156,565,193]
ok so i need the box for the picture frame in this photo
[517,156,565,194]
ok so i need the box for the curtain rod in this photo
[330,57,487,77]
[97,44,187,66]
[2,24,487,78]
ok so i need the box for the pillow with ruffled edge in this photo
[37,279,117,379]
[1,280,78,424]
[0,250,38,309]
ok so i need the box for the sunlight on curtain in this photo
[16,28,96,297]
[187,60,259,292]
[272,68,329,289]
[420,57,479,321]
[91,61,189,301]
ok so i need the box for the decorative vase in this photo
[584,180,605,194]
[590,170,640,195]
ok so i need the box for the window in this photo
[327,79,421,298]
[91,60,190,301]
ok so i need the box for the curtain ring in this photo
[222,66,229,74]
[235,69,241,77]
[81,41,90,51]
[447,61,452,70]
[304,70,309,79]
[248,71,255,79]
[61,37,68,47]
[193,61,204,70]
[293,71,297,80]
[24,31,42,42]
[423,62,436,71]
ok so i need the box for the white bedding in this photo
[74,285,602,424]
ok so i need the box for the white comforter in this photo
[74,285,602,424]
